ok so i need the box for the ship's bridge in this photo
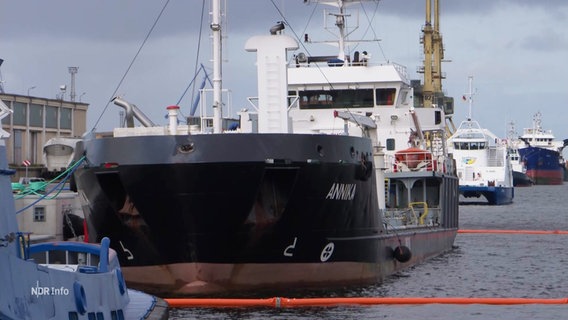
[287,61,415,134]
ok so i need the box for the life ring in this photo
[116,269,126,295]
[73,281,87,315]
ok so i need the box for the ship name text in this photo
[326,183,356,201]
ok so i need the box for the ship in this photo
[510,147,533,187]
[0,99,168,319]
[506,122,533,187]
[447,77,514,205]
[517,112,566,185]
[70,0,459,295]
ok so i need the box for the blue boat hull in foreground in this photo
[0,110,168,319]
[460,185,514,205]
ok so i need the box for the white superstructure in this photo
[519,112,564,153]
[448,119,513,188]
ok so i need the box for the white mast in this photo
[68,67,78,102]
[465,75,474,121]
[335,0,347,61]
[211,0,222,133]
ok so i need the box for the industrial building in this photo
[0,92,88,180]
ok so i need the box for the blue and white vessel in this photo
[448,77,514,205]
[0,103,167,320]
[517,112,566,185]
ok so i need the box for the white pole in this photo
[211,0,222,133]
[374,146,386,210]
[467,76,474,121]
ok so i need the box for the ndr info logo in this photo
[31,281,70,297]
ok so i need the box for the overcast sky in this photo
[1,0,567,143]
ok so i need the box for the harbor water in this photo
[169,185,568,319]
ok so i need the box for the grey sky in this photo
[1,0,567,142]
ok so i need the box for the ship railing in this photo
[390,62,409,82]
[25,237,118,274]
[198,87,233,124]
[382,204,441,229]
[288,56,408,79]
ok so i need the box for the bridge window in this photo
[297,89,374,109]
[376,88,396,105]
[454,142,486,150]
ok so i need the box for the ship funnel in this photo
[112,97,155,128]
[245,33,298,133]
[270,21,285,35]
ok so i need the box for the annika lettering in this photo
[325,183,356,200]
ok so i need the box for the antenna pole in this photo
[336,0,347,61]
[211,0,223,133]
[466,75,474,120]
[68,67,78,102]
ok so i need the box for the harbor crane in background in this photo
[417,0,455,136]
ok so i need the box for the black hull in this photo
[73,133,457,294]
[119,228,457,296]
[512,170,533,187]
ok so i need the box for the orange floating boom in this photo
[165,297,568,308]
[166,298,275,308]
[458,229,568,235]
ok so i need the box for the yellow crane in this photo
[417,0,456,136]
